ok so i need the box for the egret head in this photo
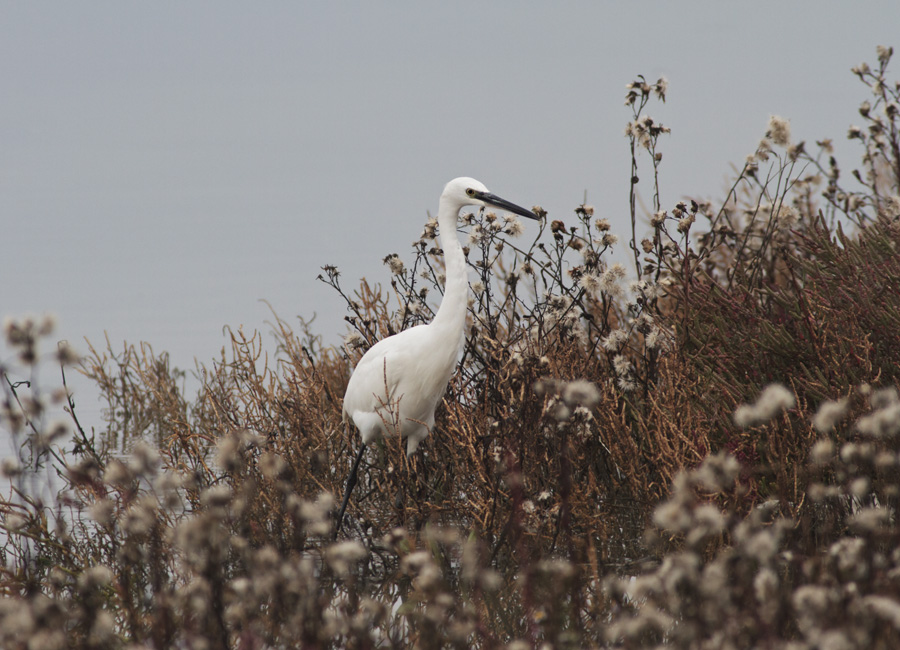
[442,177,539,221]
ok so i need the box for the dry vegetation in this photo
[2,46,900,648]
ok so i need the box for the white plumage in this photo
[342,319,462,455]
[336,176,538,533]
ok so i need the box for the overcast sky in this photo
[3,2,899,422]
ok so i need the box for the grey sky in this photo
[3,2,899,422]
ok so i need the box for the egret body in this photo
[336,177,539,534]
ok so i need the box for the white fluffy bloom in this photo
[734,383,795,428]
[420,217,438,240]
[812,398,849,433]
[864,595,900,630]
[343,331,365,349]
[613,354,632,376]
[856,401,900,438]
[503,215,525,236]
[617,376,636,392]
[599,263,627,297]
[384,254,405,275]
[325,540,368,577]
[579,272,600,295]
[809,438,835,466]
[602,329,628,352]
[767,115,791,147]
[562,380,601,408]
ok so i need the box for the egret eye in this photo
[466,188,476,197]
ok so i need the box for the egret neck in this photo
[430,193,470,344]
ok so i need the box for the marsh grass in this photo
[2,46,900,648]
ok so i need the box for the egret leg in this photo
[335,443,367,538]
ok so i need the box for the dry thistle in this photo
[767,115,792,147]
[733,383,795,428]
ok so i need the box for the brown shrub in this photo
[2,45,899,649]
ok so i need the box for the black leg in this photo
[335,443,367,538]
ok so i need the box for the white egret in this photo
[335,177,540,534]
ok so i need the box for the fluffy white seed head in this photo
[734,383,795,428]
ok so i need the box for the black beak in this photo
[474,190,541,220]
